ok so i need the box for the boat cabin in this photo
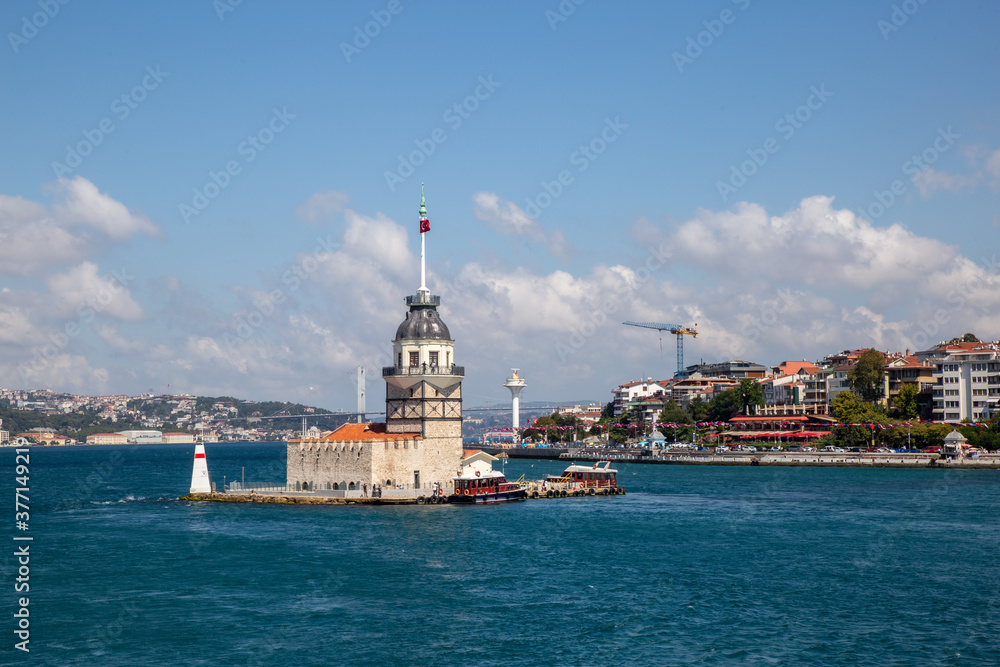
[546,461,618,489]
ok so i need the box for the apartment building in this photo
[930,345,1000,422]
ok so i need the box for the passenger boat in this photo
[452,450,527,503]
[543,460,619,492]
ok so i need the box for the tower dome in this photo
[394,298,451,341]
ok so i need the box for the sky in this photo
[2,0,1000,411]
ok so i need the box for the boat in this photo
[452,449,527,503]
[543,460,619,493]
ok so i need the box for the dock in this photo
[181,482,625,506]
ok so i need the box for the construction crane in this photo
[623,321,699,380]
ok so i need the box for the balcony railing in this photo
[383,364,465,377]
[405,293,440,306]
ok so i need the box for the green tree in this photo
[737,378,765,416]
[707,388,741,421]
[687,396,709,422]
[892,383,920,420]
[847,349,887,403]
[657,400,692,425]
[962,332,979,342]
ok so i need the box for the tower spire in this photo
[418,183,428,295]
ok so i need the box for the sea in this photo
[2,442,998,666]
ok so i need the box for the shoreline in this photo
[483,446,1000,469]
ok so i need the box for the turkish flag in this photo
[420,219,430,233]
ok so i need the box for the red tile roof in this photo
[774,361,821,377]
[292,422,421,443]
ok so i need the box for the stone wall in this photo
[286,435,462,491]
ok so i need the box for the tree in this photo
[707,388,741,421]
[962,332,979,342]
[737,379,765,416]
[831,390,891,449]
[892,383,920,420]
[657,400,692,425]
[687,396,709,422]
[847,349,887,403]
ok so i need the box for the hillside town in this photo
[0,389,338,446]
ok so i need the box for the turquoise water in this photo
[3,442,999,666]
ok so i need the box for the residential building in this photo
[612,379,670,416]
[930,344,1000,422]
[684,360,766,379]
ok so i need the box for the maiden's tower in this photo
[286,187,464,493]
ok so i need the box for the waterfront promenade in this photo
[482,445,1000,468]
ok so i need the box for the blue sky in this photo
[2,0,999,410]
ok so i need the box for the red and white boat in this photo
[544,460,619,492]
[452,449,526,504]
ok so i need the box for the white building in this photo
[116,429,162,444]
[612,379,670,416]
[931,346,1000,422]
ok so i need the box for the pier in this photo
[181,483,625,506]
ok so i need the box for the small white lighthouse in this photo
[504,369,526,443]
[189,443,211,494]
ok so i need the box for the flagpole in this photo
[419,182,428,294]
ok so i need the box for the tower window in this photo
[397,352,402,367]
[446,352,450,366]
[429,351,438,367]
[409,351,419,367]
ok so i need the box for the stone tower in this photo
[381,186,464,483]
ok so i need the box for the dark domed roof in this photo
[394,306,452,341]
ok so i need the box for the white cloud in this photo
[0,176,159,276]
[672,196,956,290]
[46,262,144,321]
[295,190,349,223]
[472,191,572,257]
[46,176,159,240]
[473,191,543,238]
[911,167,979,198]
